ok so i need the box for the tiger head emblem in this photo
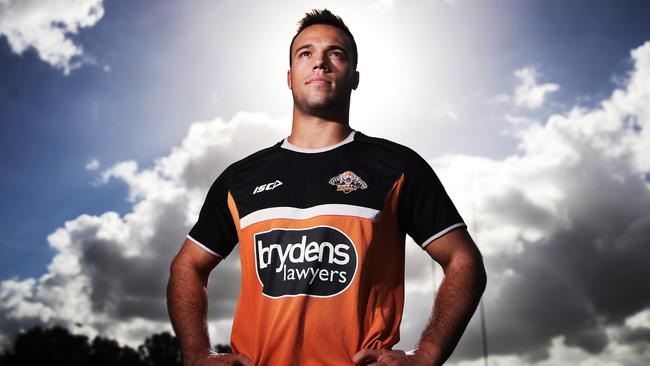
[328,171,368,194]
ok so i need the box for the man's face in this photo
[288,24,359,114]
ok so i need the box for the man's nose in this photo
[313,52,330,71]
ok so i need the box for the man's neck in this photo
[287,108,353,149]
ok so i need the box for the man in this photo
[167,9,486,366]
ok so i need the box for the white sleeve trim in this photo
[186,234,221,258]
[420,222,467,249]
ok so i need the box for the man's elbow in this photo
[168,245,218,286]
[451,248,487,296]
[476,258,487,295]
[470,250,487,296]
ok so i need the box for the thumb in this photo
[353,349,381,365]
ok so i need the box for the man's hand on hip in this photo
[353,349,435,366]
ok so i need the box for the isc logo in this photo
[253,180,283,195]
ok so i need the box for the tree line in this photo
[0,325,232,366]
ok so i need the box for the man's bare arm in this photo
[167,239,251,365]
[414,227,487,365]
[353,228,486,366]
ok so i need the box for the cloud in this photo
[450,331,650,366]
[0,0,105,75]
[85,158,100,171]
[1,32,650,365]
[0,112,288,347]
[432,42,650,364]
[513,66,560,109]
[431,101,460,122]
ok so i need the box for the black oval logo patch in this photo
[254,226,358,298]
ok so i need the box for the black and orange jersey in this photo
[187,130,466,366]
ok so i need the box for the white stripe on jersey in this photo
[239,204,380,229]
[420,222,467,249]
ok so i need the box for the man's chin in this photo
[297,97,336,112]
[305,95,334,108]
[306,102,333,111]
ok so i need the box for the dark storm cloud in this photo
[620,327,650,345]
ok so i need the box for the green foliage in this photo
[2,326,91,366]
[0,325,232,366]
[138,332,182,366]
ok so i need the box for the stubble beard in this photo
[292,88,349,120]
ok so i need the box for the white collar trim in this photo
[281,130,356,153]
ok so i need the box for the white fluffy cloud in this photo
[511,65,560,109]
[0,112,288,347]
[0,0,104,74]
[85,158,100,171]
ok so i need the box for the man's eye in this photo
[330,51,343,58]
[299,51,310,57]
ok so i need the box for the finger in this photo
[353,349,381,365]
[233,353,253,366]
[377,349,407,362]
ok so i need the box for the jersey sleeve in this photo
[397,151,466,249]
[187,167,239,258]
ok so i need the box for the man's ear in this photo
[352,71,359,90]
[287,69,292,90]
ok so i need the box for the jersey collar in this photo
[281,130,356,153]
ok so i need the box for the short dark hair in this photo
[289,9,358,69]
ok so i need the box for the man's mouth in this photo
[307,77,331,84]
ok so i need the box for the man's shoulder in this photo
[223,140,283,173]
[354,131,422,161]
[239,140,283,163]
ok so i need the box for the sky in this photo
[1,0,650,364]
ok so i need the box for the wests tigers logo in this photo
[329,171,367,194]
